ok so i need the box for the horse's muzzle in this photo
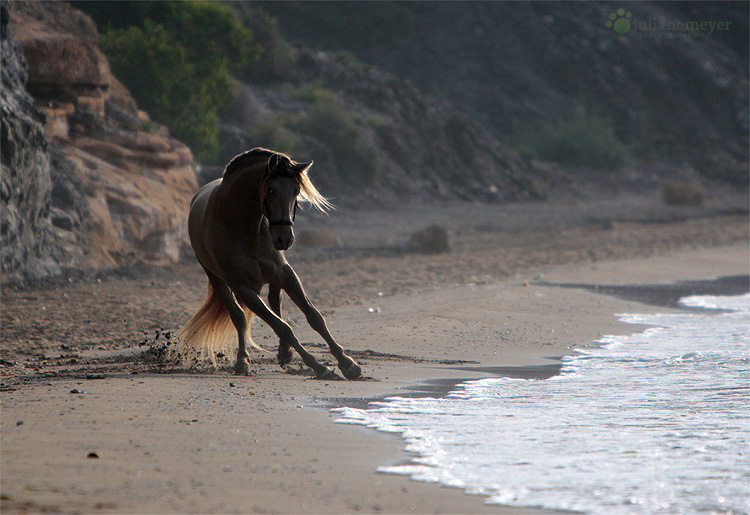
[270,225,294,250]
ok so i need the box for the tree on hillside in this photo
[75,1,260,162]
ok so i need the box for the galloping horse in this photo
[176,148,362,379]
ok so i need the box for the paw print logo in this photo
[606,8,632,34]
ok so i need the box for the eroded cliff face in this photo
[1,1,60,282]
[2,0,197,281]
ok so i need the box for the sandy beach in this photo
[2,0,748,511]
[1,202,748,514]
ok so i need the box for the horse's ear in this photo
[295,160,313,174]
[267,153,282,172]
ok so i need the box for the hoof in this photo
[315,367,340,380]
[234,359,251,376]
[339,360,362,380]
[277,345,293,366]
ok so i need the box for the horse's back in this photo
[191,178,221,208]
[189,179,221,233]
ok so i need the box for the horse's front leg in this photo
[236,286,336,379]
[281,264,362,380]
[268,284,293,366]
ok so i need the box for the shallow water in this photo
[334,293,750,514]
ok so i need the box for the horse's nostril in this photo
[274,234,292,250]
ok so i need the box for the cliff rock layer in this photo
[1,1,60,281]
[2,0,196,281]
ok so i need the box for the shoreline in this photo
[332,279,750,515]
[2,244,748,513]
[324,267,750,411]
[315,246,750,513]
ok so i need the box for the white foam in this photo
[679,292,750,311]
[333,294,750,514]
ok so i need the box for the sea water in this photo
[333,293,750,514]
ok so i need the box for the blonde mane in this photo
[297,168,333,213]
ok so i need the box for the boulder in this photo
[661,181,706,206]
[410,225,450,254]
[9,0,109,105]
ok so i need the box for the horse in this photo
[175,148,362,380]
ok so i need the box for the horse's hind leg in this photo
[269,285,293,366]
[281,265,362,380]
[204,269,251,375]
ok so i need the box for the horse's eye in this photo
[268,188,276,196]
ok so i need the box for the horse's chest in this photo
[258,256,285,285]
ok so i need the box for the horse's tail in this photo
[174,282,263,365]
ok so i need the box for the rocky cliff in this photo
[2,0,197,282]
[1,2,60,281]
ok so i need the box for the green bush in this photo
[527,108,634,170]
[254,2,417,52]
[82,1,259,162]
[230,6,298,81]
[250,116,299,157]
[288,80,336,104]
[252,86,383,185]
[289,87,383,184]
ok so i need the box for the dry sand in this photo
[1,203,748,514]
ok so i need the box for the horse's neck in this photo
[214,168,265,229]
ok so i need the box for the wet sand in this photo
[1,243,747,514]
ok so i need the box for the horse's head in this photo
[221,148,332,251]
[264,163,304,250]
[262,152,331,251]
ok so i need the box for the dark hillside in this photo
[256,1,748,186]
[216,49,549,205]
